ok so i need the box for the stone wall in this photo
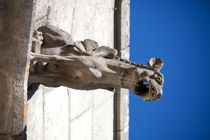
[27,0,115,139]
[0,0,130,139]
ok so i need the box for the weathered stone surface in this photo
[43,86,69,140]
[93,90,114,110]
[27,85,44,140]
[0,74,14,133]
[93,97,114,140]
[116,125,129,140]
[70,89,94,120]
[27,85,70,140]
[70,107,92,140]
[116,88,129,140]
[115,0,130,139]
[0,135,12,140]
[68,0,115,138]
[70,0,115,47]
[0,0,34,136]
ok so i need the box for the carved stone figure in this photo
[29,25,164,101]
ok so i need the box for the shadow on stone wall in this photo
[27,84,40,100]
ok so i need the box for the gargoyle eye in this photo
[156,76,162,82]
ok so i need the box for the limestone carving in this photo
[29,25,164,101]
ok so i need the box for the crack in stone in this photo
[93,95,113,111]
[70,106,91,122]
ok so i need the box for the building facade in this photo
[0,0,130,139]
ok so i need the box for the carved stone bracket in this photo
[29,25,164,101]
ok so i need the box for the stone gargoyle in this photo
[29,25,164,101]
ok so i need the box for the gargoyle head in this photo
[131,58,164,101]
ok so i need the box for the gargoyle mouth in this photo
[133,79,162,101]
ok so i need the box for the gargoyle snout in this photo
[132,77,163,101]
[155,93,162,100]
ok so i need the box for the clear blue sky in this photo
[129,0,210,140]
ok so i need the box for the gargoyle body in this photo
[29,25,164,101]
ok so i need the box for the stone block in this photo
[70,89,93,120]
[92,90,114,110]
[0,73,14,133]
[93,96,113,140]
[0,0,34,136]
[70,107,92,140]
[27,85,44,140]
[43,86,69,140]
[117,88,129,131]
[71,0,114,47]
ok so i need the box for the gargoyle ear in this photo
[147,57,164,72]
